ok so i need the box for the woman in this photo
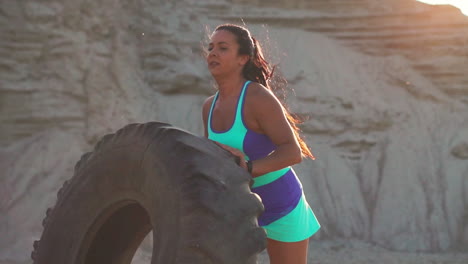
[202,24,320,264]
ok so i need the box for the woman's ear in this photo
[239,54,250,66]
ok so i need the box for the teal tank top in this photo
[207,80,290,188]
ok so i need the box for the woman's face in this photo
[206,30,249,78]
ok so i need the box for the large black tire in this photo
[31,122,266,264]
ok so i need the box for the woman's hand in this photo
[214,142,247,170]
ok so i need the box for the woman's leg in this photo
[267,238,309,264]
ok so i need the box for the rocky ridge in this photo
[1,0,468,263]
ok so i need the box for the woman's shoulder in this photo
[246,82,282,109]
[203,94,216,106]
[247,82,269,96]
[202,94,216,117]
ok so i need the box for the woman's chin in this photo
[209,69,223,78]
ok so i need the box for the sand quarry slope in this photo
[1,0,468,263]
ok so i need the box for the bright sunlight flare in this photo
[417,0,468,15]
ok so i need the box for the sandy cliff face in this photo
[1,0,467,263]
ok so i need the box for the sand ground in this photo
[130,239,468,264]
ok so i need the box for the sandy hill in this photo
[1,0,467,263]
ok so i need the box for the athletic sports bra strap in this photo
[235,80,251,119]
[207,92,219,133]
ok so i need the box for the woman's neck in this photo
[214,75,246,99]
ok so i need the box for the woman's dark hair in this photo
[214,24,315,159]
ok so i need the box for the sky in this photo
[417,0,468,15]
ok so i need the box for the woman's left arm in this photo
[247,86,302,177]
